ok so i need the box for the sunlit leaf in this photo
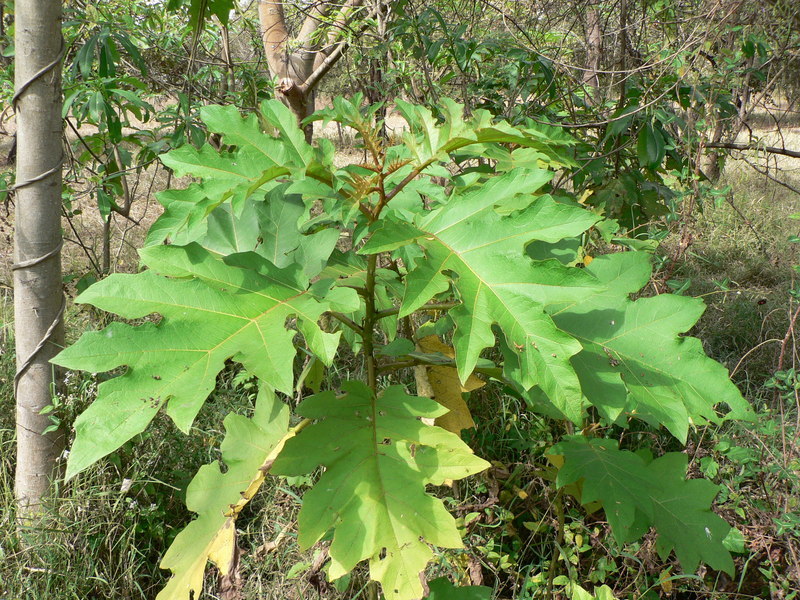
[54,244,344,479]
[272,382,489,600]
[157,387,292,600]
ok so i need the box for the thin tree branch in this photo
[705,142,800,160]
[739,156,800,196]
[302,41,348,93]
[375,302,460,321]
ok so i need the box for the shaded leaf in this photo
[426,577,492,600]
[650,453,734,574]
[552,252,754,441]
[551,437,734,574]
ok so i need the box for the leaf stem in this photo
[375,301,460,321]
[545,488,565,598]
[328,311,364,336]
[377,356,500,379]
[372,158,435,217]
[377,359,418,374]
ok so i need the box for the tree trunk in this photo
[13,0,65,517]
[257,0,368,142]
[583,2,602,105]
[258,0,315,140]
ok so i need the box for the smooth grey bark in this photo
[13,0,65,516]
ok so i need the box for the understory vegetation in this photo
[2,119,798,600]
[2,1,800,599]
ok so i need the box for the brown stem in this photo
[378,360,418,374]
[101,215,111,274]
[302,41,348,95]
[374,159,433,217]
[219,19,235,94]
[704,142,800,160]
[544,489,565,598]
[111,145,132,217]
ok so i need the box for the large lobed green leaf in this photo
[148,100,328,247]
[54,95,753,599]
[54,243,356,479]
[272,382,489,600]
[395,98,577,168]
[550,252,754,441]
[551,437,734,574]
[363,168,601,422]
[364,170,749,436]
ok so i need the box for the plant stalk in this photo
[362,253,378,391]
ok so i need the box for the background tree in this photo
[257,0,378,139]
[13,0,65,515]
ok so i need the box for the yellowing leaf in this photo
[157,388,302,600]
[570,584,619,600]
[419,336,484,433]
[659,569,673,594]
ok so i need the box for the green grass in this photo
[1,296,232,599]
[664,154,800,399]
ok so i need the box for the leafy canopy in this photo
[55,96,749,599]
